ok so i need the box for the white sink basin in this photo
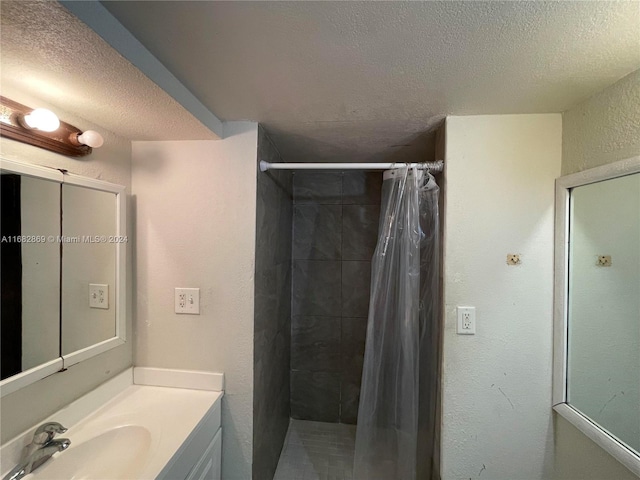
[0,377,222,480]
[29,425,151,480]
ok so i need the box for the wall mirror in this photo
[554,155,640,476]
[0,159,126,396]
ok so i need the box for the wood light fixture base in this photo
[0,96,92,157]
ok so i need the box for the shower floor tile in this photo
[273,419,356,480]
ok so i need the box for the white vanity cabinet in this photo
[157,395,222,480]
[185,429,222,480]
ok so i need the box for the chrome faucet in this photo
[3,422,71,480]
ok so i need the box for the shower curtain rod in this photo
[259,160,444,173]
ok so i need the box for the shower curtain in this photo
[354,165,441,480]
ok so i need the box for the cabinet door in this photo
[186,428,222,480]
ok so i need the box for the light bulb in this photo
[76,130,104,148]
[22,108,60,132]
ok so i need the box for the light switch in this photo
[175,288,200,314]
[89,284,109,309]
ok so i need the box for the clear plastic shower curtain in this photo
[354,166,441,480]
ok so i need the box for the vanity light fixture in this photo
[19,108,60,132]
[0,96,100,157]
[71,130,104,148]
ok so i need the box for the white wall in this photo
[131,122,258,480]
[442,114,561,479]
[557,68,640,480]
[0,87,133,444]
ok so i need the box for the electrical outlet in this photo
[596,255,612,267]
[89,284,109,309]
[457,306,476,335]
[175,288,200,314]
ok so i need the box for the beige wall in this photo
[562,69,640,176]
[0,87,133,443]
[131,122,258,479]
[442,114,561,479]
[555,69,640,480]
[554,416,639,480]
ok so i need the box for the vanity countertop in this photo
[0,368,223,480]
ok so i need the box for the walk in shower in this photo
[254,127,443,480]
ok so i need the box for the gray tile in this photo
[255,183,279,266]
[258,126,293,201]
[291,371,340,422]
[342,172,382,205]
[254,126,292,480]
[294,205,342,260]
[256,173,292,265]
[292,316,341,373]
[258,125,282,165]
[341,261,371,317]
[255,135,293,341]
[275,420,356,480]
[341,317,367,373]
[254,264,278,334]
[258,169,293,204]
[276,262,292,333]
[342,205,379,261]
[253,355,290,468]
[293,261,341,316]
[254,328,290,416]
[294,172,342,205]
[254,256,291,341]
[254,382,290,479]
[275,184,293,264]
[340,367,363,425]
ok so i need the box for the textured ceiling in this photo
[101,0,640,163]
[0,1,218,141]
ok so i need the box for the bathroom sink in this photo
[28,425,151,480]
[1,373,223,480]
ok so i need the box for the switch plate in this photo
[89,284,109,309]
[175,288,200,314]
[457,306,476,335]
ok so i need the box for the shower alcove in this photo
[253,125,445,480]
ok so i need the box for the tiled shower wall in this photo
[253,127,293,480]
[291,171,381,424]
